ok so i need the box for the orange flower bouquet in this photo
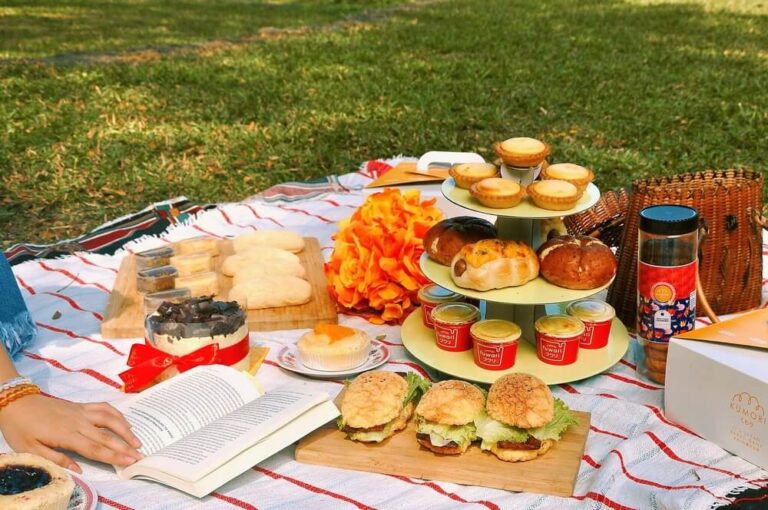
[325,188,442,324]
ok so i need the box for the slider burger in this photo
[476,373,577,462]
[415,380,485,454]
[337,371,430,443]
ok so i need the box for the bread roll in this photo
[231,260,307,285]
[221,247,300,277]
[450,239,539,291]
[229,275,312,309]
[424,217,498,266]
[537,235,617,290]
[233,230,305,253]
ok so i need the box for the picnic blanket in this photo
[4,158,768,510]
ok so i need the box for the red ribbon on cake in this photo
[119,335,249,393]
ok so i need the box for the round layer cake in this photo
[146,297,250,381]
[0,453,75,510]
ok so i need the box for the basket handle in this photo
[696,220,719,324]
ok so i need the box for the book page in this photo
[131,383,330,482]
[115,365,261,457]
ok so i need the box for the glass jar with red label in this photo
[637,205,699,385]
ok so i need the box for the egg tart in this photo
[493,137,550,167]
[527,180,580,211]
[470,178,525,209]
[449,163,499,189]
[541,163,594,196]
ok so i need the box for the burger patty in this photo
[342,423,387,433]
[497,436,542,450]
[416,433,459,448]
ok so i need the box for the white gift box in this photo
[665,312,768,471]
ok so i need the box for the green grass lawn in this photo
[1,0,767,248]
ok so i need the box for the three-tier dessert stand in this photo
[401,174,630,385]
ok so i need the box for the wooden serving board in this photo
[101,237,338,339]
[296,410,590,497]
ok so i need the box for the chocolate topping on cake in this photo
[147,297,246,338]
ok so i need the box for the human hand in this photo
[0,394,142,473]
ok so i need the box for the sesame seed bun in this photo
[489,439,554,462]
[486,373,554,429]
[341,371,408,429]
[416,380,485,426]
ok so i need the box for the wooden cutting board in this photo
[101,237,337,339]
[296,410,590,497]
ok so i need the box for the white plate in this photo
[276,341,390,378]
[69,473,98,510]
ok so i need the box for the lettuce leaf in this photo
[528,398,578,441]
[416,418,477,448]
[474,412,529,450]
[403,372,431,406]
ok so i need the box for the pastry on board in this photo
[233,230,305,254]
[415,380,485,455]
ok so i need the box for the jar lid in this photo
[535,315,584,337]
[470,320,521,343]
[566,300,615,322]
[418,284,462,304]
[639,205,699,236]
[431,303,480,324]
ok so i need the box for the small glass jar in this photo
[431,302,480,352]
[418,284,465,329]
[637,205,699,384]
[534,315,584,366]
[471,319,521,370]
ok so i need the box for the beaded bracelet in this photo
[0,383,41,411]
[0,376,32,393]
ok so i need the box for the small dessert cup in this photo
[566,299,615,349]
[431,302,480,352]
[135,246,175,271]
[136,265,178,293]
[471,319,521,370]
[527,180,580,211]
[534,315,584,365]
[418,284,465,329]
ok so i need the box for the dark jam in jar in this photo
[0,465,52,495]
[637,205,699,384]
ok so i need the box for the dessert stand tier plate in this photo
[420,253,613,305]
[442,178,600,219]
[401,309,629,385]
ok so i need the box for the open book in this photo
[114,364,339,497]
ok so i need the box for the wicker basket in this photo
[564,188,629,249]
[605,169,764,328]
